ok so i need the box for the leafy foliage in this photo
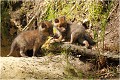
[1,1,11,38]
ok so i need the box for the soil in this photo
[103,3,120,54]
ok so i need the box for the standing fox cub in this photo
[7,21,53,57]
[52,16,95,48]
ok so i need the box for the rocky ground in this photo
[0,55,94,79]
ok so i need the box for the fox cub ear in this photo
[38,22,47,31]
[54,18,59,23]
[41,22,47,28]
[54,16,66,24]
[61,16,66,21]
[59,16,66,24]
[62,16,66,20]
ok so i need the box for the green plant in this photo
[1,1,11,38]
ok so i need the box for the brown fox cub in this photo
[52,16,95,48]
[7,21,53,57]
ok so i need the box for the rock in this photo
[0,55,93,79]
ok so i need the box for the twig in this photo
[22,1,48,31]
[107,3,119,20]
[66,3,76,16]
[22,6,41,31]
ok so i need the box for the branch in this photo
[44,42,119,61]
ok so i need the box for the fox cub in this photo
[7,21,53,57]
[52,16,95,48]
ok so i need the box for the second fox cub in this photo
[7,21,53,57]
[52,16,95,48]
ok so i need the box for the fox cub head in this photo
[38,21,53,36]
[54,16,68,33]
